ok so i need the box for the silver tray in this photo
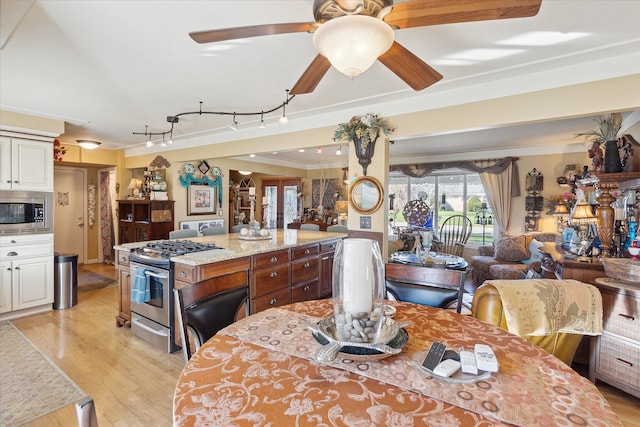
[307,316,410,362]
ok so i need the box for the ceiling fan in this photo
[189,0,542,94]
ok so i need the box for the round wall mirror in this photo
[348,176,383,214]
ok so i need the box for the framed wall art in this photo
[188,184,217,215]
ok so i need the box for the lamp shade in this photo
[552,203,569,215]
[76,140,101,149]
[313,15,394,78]
[570,202,596,224]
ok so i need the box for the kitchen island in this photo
[114,230,345,346]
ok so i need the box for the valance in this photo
[390,157,520,197]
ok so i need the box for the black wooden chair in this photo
[385,263,466,313]
[438,215,473,257]
[174,283,248,363]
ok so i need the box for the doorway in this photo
[54,167,87,263]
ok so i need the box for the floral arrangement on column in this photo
[88,184,96,227]
[53,139,66,162]
[334,113,394,175]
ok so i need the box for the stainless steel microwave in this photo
[0,191,53,234]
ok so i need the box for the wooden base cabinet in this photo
[590,278,640,398]
[117,200,174,244]
[115,250,130,326]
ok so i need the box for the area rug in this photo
[0,321,86,426]
[77,268,117,292]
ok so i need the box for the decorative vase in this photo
[332,238,385,343]
[352,135,378,176]
[603,140,623,173]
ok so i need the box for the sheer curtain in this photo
[390,157,519,236]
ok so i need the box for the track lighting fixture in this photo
[336,146,342,155]
[279,89,289,124]
[133,89,295,147]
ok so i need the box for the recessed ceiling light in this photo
[446,48,522,61]
[249,153,256,158]
[298,148,305,152]
[498,31,589,46]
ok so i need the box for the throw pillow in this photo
[494,235,529,262]
[521,239,544,265]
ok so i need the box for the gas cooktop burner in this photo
[133,240,223,258]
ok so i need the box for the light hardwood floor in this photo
[10,263,640,426]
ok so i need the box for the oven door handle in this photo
[144,271,169,280]
[132,316,169,337]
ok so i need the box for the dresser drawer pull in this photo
[616,358,633,368]
[270,298,277,305]
[304,249,310,254]
[303,262,310,268]
[618,313,635,321]
[179,271,186,277]
[270,256,278,263]
[303,285,310,292]
[120,257,127,262]
[270,271,278,278]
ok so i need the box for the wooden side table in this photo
[559,257,605,285]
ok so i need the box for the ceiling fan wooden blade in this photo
[378,41,442,91]
[384,0,542,29]
[290,55,332,95]
[189,22,317,44]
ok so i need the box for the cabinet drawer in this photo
[251,264,290,298]
[251,288,290,313]
[291,279,318,303]
[0,234,53,246]
[291,244,319,260]
[602,291,640,341]
[291,257,318,284]
[116,251,130,266]
[598,334,640,389]
[174,264,197,282]
[1,243,53,260]
[320,240,339,253]
[253,249,289,270]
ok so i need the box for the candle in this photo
[249,187,256,195]
[342,239,373,314]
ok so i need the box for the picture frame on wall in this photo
[188,184,216,215]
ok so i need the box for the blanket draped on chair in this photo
[484,279,603,337]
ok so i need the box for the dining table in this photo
[173,299,622,427]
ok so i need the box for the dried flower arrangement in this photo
[53,139,66,161]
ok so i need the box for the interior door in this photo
[54,167,86,263]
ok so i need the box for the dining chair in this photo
[438,215,473,257]
[75,396,99,427]
[232,224,249,233]
[384,263,466,313]
[326,224,348,233]
[300,223,320,231]
[471,280,596,365]
[169,229,198,239]
[202,227,226,236]
[174,284,249,363]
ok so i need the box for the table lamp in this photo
[551,203,570,233]
[569,201,597,258]
[334,201,348,225]
[127,178,141,198]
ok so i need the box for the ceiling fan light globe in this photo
[313,15,393,79]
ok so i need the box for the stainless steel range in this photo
[129,240,223,353]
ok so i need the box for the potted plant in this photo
[575,113,623,173]
[334,113,394,175]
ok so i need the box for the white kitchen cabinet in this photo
[0,136,53,191]
[0,234,54,318]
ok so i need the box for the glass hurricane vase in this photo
[332,238,385,343]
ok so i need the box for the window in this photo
[388,171,494,245]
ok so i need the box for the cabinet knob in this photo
[304,249,310,254]
[14,266,20,270]
[179,271,186,277]
[270,271,278,278]
[11,240,17,244]
[14,180,19,183]
[270,298,277,305]
[303,285,310,292]
[303,262,310,268]
[5,180,10,183]
[270,256,278,263]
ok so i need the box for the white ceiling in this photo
[1,0,639,169]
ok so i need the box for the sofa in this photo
[469,232,559,287]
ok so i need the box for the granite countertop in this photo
[113,229,346,266]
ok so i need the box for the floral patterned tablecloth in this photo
[174,299,621,427]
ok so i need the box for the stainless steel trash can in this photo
[54,253,78,309]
